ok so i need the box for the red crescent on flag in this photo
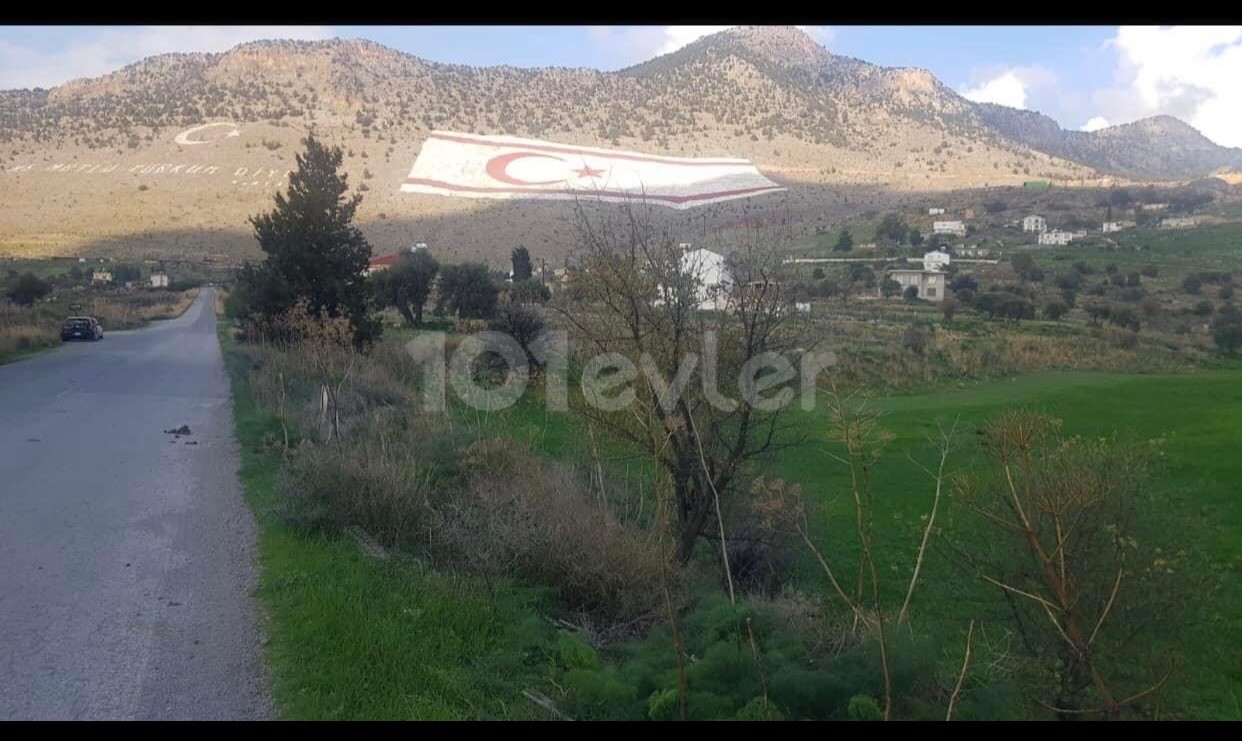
[485,152,567,186]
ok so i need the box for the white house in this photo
[1038,230,1085,246]
[1160,217,1197,229]
[1102,221,1126,233]
[933,220,966,237]
[1022,215,1047,233]
[679,246,732,311]
[92,270,112,284]
[922,249,951,272]
[150,273,169,288]
[886,268,945,302]
[928,207,946,215]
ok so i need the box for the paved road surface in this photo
[0,290,272,720]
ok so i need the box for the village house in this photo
[922,248,951,272]
[150,273,169,288]
[1160,217,1198,229]
[92,270,112,284]
[365,243,427,276]
[933,220,966,237]
[679,245,732,311]
[881,248,950,303]
[1102,221,1134,233]
[1139,203,1169,211]
[957,246,993,258]
[1022,215,1047,233]
[886,268,945,302]
[1038,230,1086,246]
[927,207,945,215]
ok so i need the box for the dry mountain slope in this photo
[0,26,1226,261]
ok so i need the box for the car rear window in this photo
[64,319,90,329]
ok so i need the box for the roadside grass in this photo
[220,324,559,720]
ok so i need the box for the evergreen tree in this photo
[511,246,533,281]
[239,135,378,343]
[833,229,854,252]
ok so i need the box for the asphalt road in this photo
[0,289,272,720]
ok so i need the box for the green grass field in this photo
[478,365,1242,718]
[224,314,1242,718]
[768,370,1242,718]
[1028,222,1242,278]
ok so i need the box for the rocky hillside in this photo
[976,107,1242,180]
[0,26,1230,261]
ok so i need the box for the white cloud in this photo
[0,26,332,90]
[959,66,1056,110]
[586,25,733,65]
[961,71,1029,108]
[1082,116,1111,131]
[655,26,734,56]
[1086,25,1242,147]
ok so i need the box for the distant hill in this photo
[976,107,1242,180]
[0,26,1233,262]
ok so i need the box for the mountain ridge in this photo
[0,26,1236,261]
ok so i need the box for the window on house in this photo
[927,288,937,297]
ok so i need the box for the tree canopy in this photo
[236,135,379,344]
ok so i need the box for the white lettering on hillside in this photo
[2,161,290,189]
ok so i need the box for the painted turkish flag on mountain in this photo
[400,131,785,209]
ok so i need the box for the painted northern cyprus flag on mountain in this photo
[401,131,785,209]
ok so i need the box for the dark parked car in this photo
[61,316,103,342]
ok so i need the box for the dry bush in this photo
[441,437,670,629]
[85,289,197,329]
[278,407,464,547]
[235,334,410,442]
[0,302,58,357]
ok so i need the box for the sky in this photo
[1,24,1240,147]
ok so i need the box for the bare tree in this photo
[955,409,1189,718]
[552,198,813,565]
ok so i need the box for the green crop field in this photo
[480,365,1242,718]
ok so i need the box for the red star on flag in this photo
[574,164,607,179]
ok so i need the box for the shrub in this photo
[6,273,51,306]
[488,301,546,369]
[1214,323,1242,354]
[941,297,959,323]
[902,326,931,355]
[443,438,668,627]
[506,279,551,305]
[1043,301,1068,321]
[277,410,463,546]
